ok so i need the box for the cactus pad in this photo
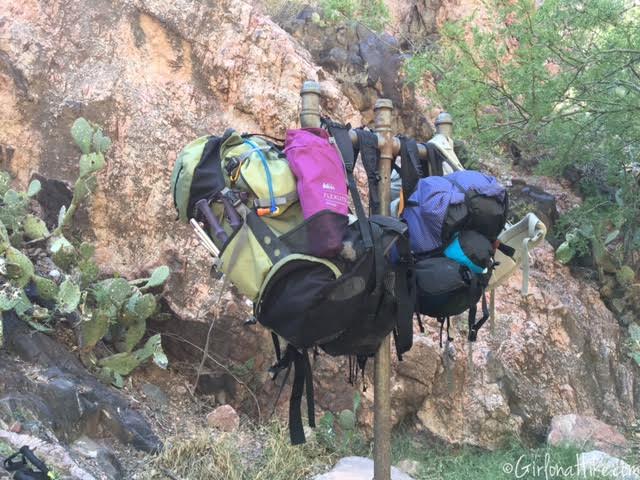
[23,214,49,241]
[71,118,94,154]
[5,247,34,287]
[57,278,81,314]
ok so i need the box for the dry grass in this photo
[142,422,336,480]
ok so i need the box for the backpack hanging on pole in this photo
[171,122,415,446]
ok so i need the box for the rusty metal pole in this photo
[373,99,394,480]
[300,80,322,129]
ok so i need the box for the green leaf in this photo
[0,220,10,253]
[57,278,81,314]
[143,266,170,289]
[153,349,168,370]
[79,152,105,178]
[93,278,132,308]
[27,179,41,197]
[14,291,32,317]
[604,229,620,245]
[555,242,575,264]
[71,118,94,154]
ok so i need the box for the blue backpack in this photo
[402,170,508,255]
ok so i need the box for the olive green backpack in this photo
[170,129,304,300]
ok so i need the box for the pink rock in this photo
[548,414,629,457]
[206,405,240,432]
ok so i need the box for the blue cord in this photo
[244,139,277,213]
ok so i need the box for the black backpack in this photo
[255,121,415,444]
[396,139,511,346]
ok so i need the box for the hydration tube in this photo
[243,139,277,214]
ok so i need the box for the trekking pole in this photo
[373,98,395,480]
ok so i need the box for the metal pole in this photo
[300,80,322,128]
[300,82,397,479]
[373,99,394,480]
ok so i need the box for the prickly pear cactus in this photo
[5,247,34,288]
[0,118,168,386]
[337,409,356,431]
[23,214,49,241]
[32,275,59,301]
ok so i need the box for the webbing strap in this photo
[393,238,416,360]
[468,285,490,342]
[354,128,381,214]
[327,123,373,249]
[424,142,445,177]
[245,210,290,262]
[399,137,423,202]
[289,348,315,445]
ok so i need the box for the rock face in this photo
[1,0,638,453]
[279,8,434,140]
[376,243,638,448]
[0,0,359,322]
[548,414,630,457]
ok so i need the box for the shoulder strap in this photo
[288,347,315,445]
[399,137,423,201]
[326,122,373,249]
[424,142,444,177]
[392,237,416,360]
[354,128,381,215]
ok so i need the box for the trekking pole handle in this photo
[195,199,228,245]
[221,195,242,230]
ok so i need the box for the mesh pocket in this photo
[279,210,348,258]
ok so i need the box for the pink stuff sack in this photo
[285,128,349,257]
[285,128,349,217]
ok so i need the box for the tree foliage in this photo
[408,0,640,265]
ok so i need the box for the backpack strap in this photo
[437,317,453,348]
[392,236,416,360]
[354,128,381,214]
[326,122,373,249]
[289,347,315,445]
[423,142,445,177]
[467,281,490,342]
[399,136,423,202]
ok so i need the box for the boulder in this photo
[206,405,240,432]
[548,414,630,457]
[313,457,414,480]
[1,312,161,453]
[578,451,639,480]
